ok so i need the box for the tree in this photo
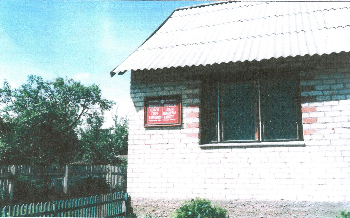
[0,75,114,165]
[77,112,128,165]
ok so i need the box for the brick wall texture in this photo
[127,63,350,202]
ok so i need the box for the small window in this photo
[201,73,302,144]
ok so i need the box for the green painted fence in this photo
[1,191,128,217]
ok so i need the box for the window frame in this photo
[200,72,303,145]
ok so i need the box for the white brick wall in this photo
[127,65,350,202]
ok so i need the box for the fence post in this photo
[107,164,112,192]
[63,165,69,195]
[125,192,128,216]
[9,165,16,203]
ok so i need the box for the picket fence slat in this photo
[1,191,127,217]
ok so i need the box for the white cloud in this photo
[102,98,133,129]
[0,64,53,88]
[0,65,23,88]
[72,73,91,82]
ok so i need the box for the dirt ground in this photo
[130,198,350,218]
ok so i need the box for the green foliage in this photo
[11,175,62,204]
[0,75,117,165]
[8,175,111,205]
[338,211,350,218]
[111,181,127,193]
[69,176,110,198]
[173,198,227,218]
[0,187,4,208]
[77,112,128,164]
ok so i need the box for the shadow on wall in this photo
[129,52,350,141]
[130,52,350,108]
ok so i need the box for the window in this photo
[201,72,302,144]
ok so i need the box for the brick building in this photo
[111,2,350,203]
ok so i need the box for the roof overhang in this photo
[111,2,350,77]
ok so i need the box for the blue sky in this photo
[0,1,209,127]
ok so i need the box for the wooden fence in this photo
[1,191,128,217]
[0,165,126,203]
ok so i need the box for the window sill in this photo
[200,141,305,149]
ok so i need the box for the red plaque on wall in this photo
[144,95,181,127]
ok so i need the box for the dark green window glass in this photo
[201,75,301,144]
[222,82,256,141]
[202,82,218,144]
[261,79,299,140]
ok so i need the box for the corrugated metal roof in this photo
[111,2,350,75]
